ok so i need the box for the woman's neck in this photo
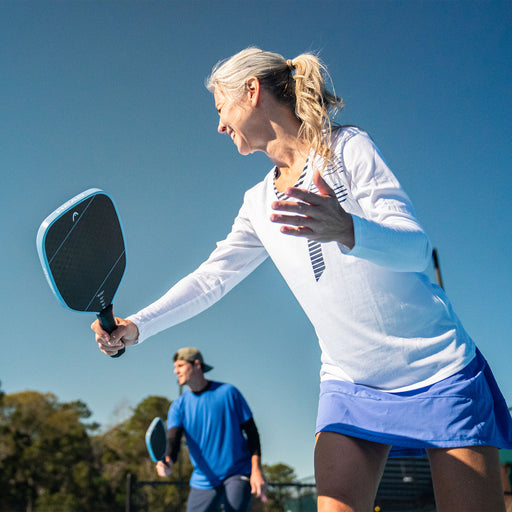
[259,94,308,168]
[255,91,311,190]
[270,136,309,192]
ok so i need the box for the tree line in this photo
[0,383,305,512]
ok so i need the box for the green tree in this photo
[0,390,108,512]
[261,463,297,512]
[95,395,193,512]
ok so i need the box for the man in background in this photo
[157,347,266,512]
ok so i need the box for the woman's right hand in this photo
[156,458,173,477]
[90,317,139,356]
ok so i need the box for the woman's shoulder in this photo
[331,125,370,146]
[320,126,378,184]
[329,125,380,165]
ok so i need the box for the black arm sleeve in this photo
[167,426,184,463]
[240,417,261,457]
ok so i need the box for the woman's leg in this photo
[315,431,391,512]
[427,445,506,512]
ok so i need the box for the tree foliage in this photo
[96,394,193,512]
[261,463,298,512]
[0,390,105,512]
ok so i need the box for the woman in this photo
[92,48,512,511]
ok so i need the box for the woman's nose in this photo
[218,120,226,134]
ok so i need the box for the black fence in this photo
[126,457,435,512]
[375,457,436,511]
[125,475,316,512]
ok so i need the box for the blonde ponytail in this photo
[286,54,342,162]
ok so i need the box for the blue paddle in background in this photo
[146,417,168,462]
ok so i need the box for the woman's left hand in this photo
[270,170,355,249]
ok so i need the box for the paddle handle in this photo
[97,304,125,358]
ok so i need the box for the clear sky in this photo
[1,1,511,479]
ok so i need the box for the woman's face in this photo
[214,86,261,156]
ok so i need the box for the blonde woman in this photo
[92,48,512,512]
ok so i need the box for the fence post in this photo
[126,473,136,512]
[432,248,444,289]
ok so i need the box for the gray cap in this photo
[173,347,213,373]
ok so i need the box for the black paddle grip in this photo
[97,304,125,358]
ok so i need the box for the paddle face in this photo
[37,188,126,356]
[37,188,126,313]
[145,417,168,462]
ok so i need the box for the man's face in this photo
[173,359,196,386]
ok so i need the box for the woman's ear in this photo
[245,77,261,106]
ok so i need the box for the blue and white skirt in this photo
[316,349,512,457]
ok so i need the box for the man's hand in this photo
[156,457,173,478]
[250,455,267,501]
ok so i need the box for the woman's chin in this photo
[236,143,256,156]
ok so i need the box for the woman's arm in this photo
[92,197,268,352]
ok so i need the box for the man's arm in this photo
[241,418,266,499]
[167,426,184,463]
[156,426,183,478]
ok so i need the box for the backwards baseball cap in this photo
[173,347,213,373]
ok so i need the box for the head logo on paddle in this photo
[36,188,127,357]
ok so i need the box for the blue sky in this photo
[1,1,511,479]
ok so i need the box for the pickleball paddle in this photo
[36,188,127,357]
[145,417,168,462]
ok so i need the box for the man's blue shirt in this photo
[167,381,253,488]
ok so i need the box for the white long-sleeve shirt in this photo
[128,126,475,392]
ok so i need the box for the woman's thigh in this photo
[428,445,506,512]
[315,431,391,512]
